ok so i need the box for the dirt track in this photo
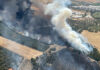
[0,36,43,60]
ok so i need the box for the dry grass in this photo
[0,36,43,60]
[81,30,100,52]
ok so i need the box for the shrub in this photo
[89,48,100,61]
[92,12,100,19]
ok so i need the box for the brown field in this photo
[81,30,100,52]
[0,36,43,60]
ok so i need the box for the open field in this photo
[0,36,43,60]
[82,30,100,52]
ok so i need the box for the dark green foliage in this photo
[68,19,100,33]
[92,3,100,6]
[68,18,100,61]
[92,12,100,19]
[31,58,38,70]
[31,58,37,66]
[89,48,100,61]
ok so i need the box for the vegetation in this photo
[92,12,100,19]
[68,19,100,33]
[69,18,100,61]
[71,0,91,6]
[0,22,49,52]
[92,3,100,6]
[0,47,11,70]
[31,58,38,70]
[89,48,100,61]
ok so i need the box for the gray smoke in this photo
[35,47,100,70]
[44,0,93,54]
[0,0,67,45]
[0,0,99,70]
[0,0,17,27]
[0,0,31,28]
[0,0,93,55]
[0,0,30,69]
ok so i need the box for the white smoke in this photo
[44,0,93,54]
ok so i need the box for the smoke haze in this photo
[0,0,93,54]
[44,0,93,54]
[0,0,99,70]
[36,47,100,70]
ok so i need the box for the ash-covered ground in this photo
[32,45,100,70]
[0,0,67,45]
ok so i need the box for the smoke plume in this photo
[0,0,93,54]
[44,0,93,54]
[36,47,100,70]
